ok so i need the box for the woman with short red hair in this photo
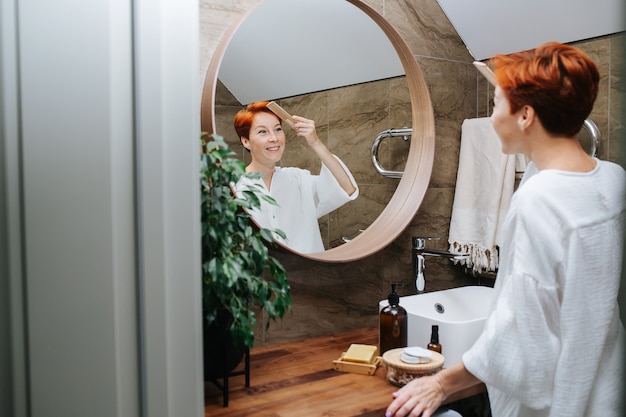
[234,101,358,254]
[386,42,624,417]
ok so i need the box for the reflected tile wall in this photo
[202,0,624,345]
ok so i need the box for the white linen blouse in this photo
[463,160,625,417]
[236,156,358,254]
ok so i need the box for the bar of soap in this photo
[343,344,378,364]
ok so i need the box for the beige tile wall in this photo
[201,0,625,345]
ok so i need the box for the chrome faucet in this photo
[412,237,468,292]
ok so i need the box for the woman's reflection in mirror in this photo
[234,101,359,253]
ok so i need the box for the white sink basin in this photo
[379,286,495,367]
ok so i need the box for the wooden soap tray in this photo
[333,353,383,375]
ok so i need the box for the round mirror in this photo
[201,0,435,262]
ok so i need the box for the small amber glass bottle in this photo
[427,325,442,353]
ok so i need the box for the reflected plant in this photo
[201,133,291,348]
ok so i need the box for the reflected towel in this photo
[448,118,526,272]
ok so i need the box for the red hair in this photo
[491,42,599,136]
[233,101,280,140]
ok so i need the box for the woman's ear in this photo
[240,136,250,150]
[517,105,536,131]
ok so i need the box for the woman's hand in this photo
[385,374,446,417]
[386,363,482,417]
[290,114,357,196]
[291,115,320,147]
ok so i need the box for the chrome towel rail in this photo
[369,120,597,180]
[582,118,599,157]
[371,128,412,178]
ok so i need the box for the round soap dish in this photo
[382,348,444,387]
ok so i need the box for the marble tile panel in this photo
[327,80,393,183]
[417,58,476,121]
[360,0,384,15]
[389,76,413,172]
[389,76,413,126]
[328,183,396,248]
[416,58,475,188]
[253,292,378,346]
[476,75,493,118]
[214,79,241,107]
[255,249,384,344]
[419,183,455,221]
[377,195,464,294]
[213,81,247,156]
[199,0,261,85]
[385,0,472,61]
[609,33,624,164]
[575,39,611,160]
[430,118,461,188]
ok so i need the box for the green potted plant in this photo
[200,133,291,376]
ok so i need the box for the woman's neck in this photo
[530,136,596,172]
[246,162,275,190]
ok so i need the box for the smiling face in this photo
[241,112,286,168]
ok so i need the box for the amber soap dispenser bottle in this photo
[379,283,407,354]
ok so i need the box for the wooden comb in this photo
[266,101,295,127]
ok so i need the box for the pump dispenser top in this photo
[388,282,400,306]
[379,283,407,354]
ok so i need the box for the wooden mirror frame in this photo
[201,0,435,263]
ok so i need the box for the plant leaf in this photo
[200,133,291,348]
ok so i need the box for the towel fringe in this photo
[449,241,498,273]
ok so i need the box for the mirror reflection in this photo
[234,101,358,253]
[212,0,412,252]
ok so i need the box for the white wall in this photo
[437,0,625,60]
[0,0,203,416]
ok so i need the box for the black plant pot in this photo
[203,310,246,380]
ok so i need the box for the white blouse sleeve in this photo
[463,269,561,409]
[312,155,359,218]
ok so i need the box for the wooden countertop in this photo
[205,327,486,416]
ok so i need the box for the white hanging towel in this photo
[448,118,526,272]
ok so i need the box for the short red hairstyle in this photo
[491,42,599,137]
[233,101,280,141]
